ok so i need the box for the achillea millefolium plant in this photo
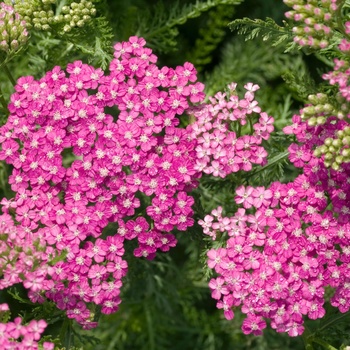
[1,0,350,349]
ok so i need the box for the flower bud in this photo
[337,112,345,120]
[53,15,63,23]
[319,145,328,154]
[342,148,350,157]
[314,104,323,113]
[332,139,342,149]
[316,116,326,125]
[308,94,318,104]
[303,106,315,116]
[63,24,71,32]
[0,3,28,53]
[313,148,322,157]
[305,18,317,28]
[331,162,340,171]
[308,117,317,126]
[10,39,18,50]
[62,6,70,14]
[39,10,47,18]
[34,22,42,30]
[0,40,8,51]
[335,155,344,164]
[342,136,350,145]
[324,152,334,160]
[324,138,333,146]
[323,103,333,113]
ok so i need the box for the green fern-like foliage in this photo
[134,0,244,53]
[282,70,318,102]
[186,4,237,72]
[56,13,114,69]
[204,36,307,98]
[244,132,298,187]
[228,17,297,51]
[86,240,304,350]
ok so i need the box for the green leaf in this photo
[229,17,298,52]
[136,0,244,53]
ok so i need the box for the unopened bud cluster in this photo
[301,91,350,169]
[284,0,338,48]
[298,17,350,169]
[13,0,95,32]
[0,2,28,53]
[300,92,344,127]
[314,125,350,170]
[13,0,56,30]
[59,0,96,32]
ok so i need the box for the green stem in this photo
[244,150,289,182]
[3,64,16,86]
[0,85,8,111]
[248,116,253,134]
[310,337,338,350]
[0,97,7,111]
[60,318,74,349]
[0,162,14,199]
[145,303,155,350]
[314,53,335,68]
[302,331,314,350]
[317,311,350,332]
[55,0,68,15]
[237,122,242,137]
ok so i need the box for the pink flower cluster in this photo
[0,303,53,350]
[189,83,274,178]
[284,0,338,49]
[201,173,350,336]
[0,211,55,298]
[201,90,350,336]
[0,36,205,327]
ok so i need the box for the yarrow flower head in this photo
[201,174,350,336]
[189,82,274,178]
[0,303,54,349]
[201,77,350,336]
[0,36,205,327]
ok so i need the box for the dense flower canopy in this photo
[0,35,206,328]
[2,0,350,346]
[201,27,350,336]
